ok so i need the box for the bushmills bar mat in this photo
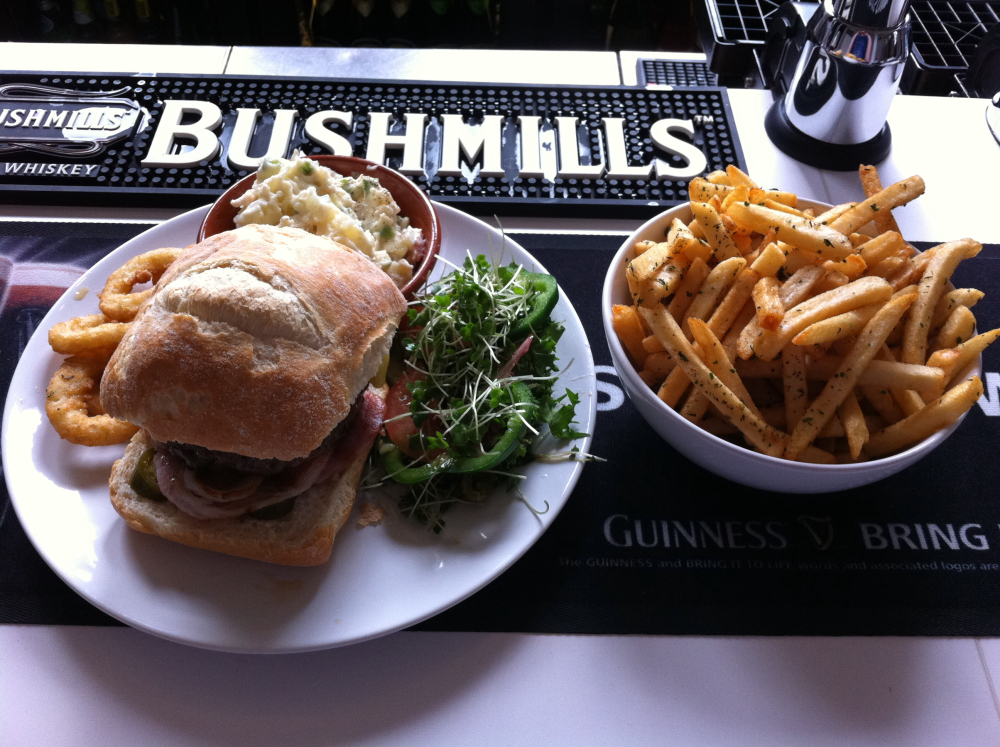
[0,74,743,216]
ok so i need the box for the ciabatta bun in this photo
[101,224,406,461]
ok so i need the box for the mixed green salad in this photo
[375,254,587,531]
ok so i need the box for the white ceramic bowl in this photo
[602,202,981,494]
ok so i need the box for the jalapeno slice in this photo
[509,272,558,338]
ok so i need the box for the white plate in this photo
[2,203,596,653]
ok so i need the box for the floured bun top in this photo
[101,224,407,461]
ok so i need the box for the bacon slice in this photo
[318,386,385,482]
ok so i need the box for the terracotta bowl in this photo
[198,155,441,299]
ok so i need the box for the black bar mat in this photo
[0,73,744,219]
[3,223,1000,636]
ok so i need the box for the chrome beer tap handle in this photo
[764,0,912,170]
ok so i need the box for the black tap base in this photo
[764,102,892,171]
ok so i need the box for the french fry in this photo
[867,256,907,279]
[706,170,731,185]
[838,389,869,460]
[744,277,893,362]
[707,266,761,339]
[669,220,713,265]
[644,351,677,378]
[686,218,706,241]
[638,369,661,387]
[860,384,905,425]
[799,445,836,464]
[737,265,826,359]
[644,261,690,306]
[682,256,746,335]
[728,201,855,261]
[813,270,849,295]
[858,231,905,265]
[640,305,787,457]
[781,265,825,308]
[726,164,758,189]
[737,357,944,395]
[859,164,905,237]
[665,257,710,321]
[762,190,797,208]
[783,247,818,274]
[823,254,867,281]
[782,343,808,433]
[927,328,1000,388]
[689,178,733,203]
[699,416,738,436]
[815,202,857,225]
[642,334,665,353]
[817,415,845,438]
[810,358,946,394]
[752,276,784,330]
[784,292,916,459]
[689,318,761,418]
[668,217,692,242]
[628,236,689,284]
[721,185,750,214]
[751,243,786,277]
[902,238,982,365]
[866,377,984,457]
[612,304,649,366]
[657,366,690,407]
[887,251,931,292]
[932,305,977,352]
[626,260,651,306]
[762,199,809,218]
[722,302,757,361]
[792,302,882,346]
[691,201,741,262]
[680,389,711,423]
[932,289,984,330]
[735,358,782,378]
[830,176,926,235]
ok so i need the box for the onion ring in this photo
[48,314,129,356]
[45,353,138,446]
[99,247,184,322]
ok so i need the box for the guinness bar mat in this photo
[4,224,1000,636]
[0,74,744,218]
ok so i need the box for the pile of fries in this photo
[44,247,182,446]
[613,165,995,464]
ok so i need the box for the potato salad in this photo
[231,153,424,287]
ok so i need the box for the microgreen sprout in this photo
[383,252,588,530]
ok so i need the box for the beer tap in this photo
[763,0,912,170]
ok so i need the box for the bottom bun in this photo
[110,423,375,567]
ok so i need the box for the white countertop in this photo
[3,45,1000,747]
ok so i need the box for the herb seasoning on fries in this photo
[612,164,995,463]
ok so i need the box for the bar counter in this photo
[2,43,1000,746]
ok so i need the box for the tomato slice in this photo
[384,370,442,459]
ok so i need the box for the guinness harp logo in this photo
[798,515,834,551]
[0,84,142,158]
